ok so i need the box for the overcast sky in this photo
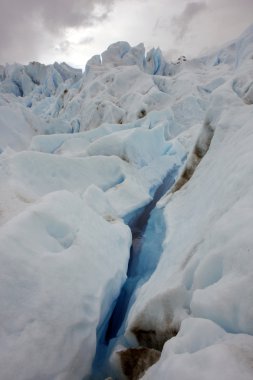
[1,0,253,68]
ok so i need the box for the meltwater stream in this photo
[90,165,179,379]
[106,165,178,341]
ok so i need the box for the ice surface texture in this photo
[0,25,253,380]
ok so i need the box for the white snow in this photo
[0,190,131,380]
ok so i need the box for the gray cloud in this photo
[78,36,95,45]
[55,40,71,54]
[55,36,94,55]
[173,2,208,39]
[1,0,253,66]
[0,0,115,63]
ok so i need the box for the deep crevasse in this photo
[90,165,180,379]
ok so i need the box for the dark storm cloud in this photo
[0,0,114,63]
[173,1,208,39]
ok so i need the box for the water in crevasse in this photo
[90,165,179,379]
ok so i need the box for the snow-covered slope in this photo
[117,25,253,380]
[0,25,253,380]
[0,190,131,380]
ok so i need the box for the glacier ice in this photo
[0,24,253,380]
[0,191,131,380]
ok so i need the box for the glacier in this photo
[0,24,253,380]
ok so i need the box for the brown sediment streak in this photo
[119,347,161,380]
[130,324,179,352]
[171,121,215,193]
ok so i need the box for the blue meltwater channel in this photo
[89,165,179,379]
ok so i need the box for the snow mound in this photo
[0,190,131,380]
[143,318,253,380]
